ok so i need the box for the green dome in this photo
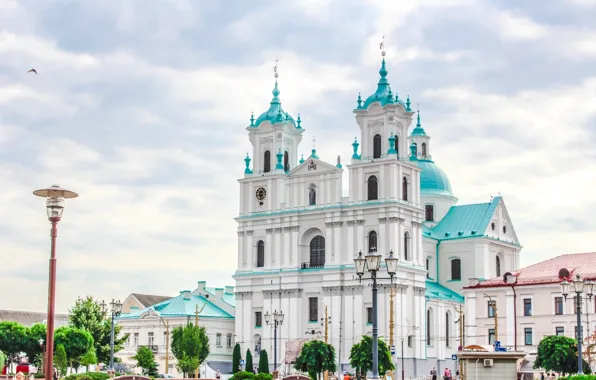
[415,159,454,197]
[253,81,297,128]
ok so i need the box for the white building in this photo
[233,53,522,377]
[463,252,596,355]
[116,281,235,376]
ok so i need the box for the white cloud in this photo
[492,10,548,40]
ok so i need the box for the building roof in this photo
[0,310,69,327]
[118,292,234,320]
[251,81,297,128]
[425,280,464,303]
[202,287,236,308]
[356,58,410,111]
[131,293,172,308]
[465,252,596,289]
[415,159,454,197]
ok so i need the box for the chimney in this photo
[181,290,191,300]
[196,281,207,294]
[215,288,224,300]
[225,286,234,294]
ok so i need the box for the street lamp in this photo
[354,249,398,380]
[101,299,123,369]
[561,275,595,374]
[33,184,78,380]
[264,310,284,373]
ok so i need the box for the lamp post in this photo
[354,249,398,380]
[561,275,595,374]
[264,310,284,373]
[33,184,78,380]
[100,299,123,369]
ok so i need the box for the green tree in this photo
[80,347,97,372]
[132,346,158,377]
[245,349,253,373]
[54,345,68,377]
[294,340,337,380]
[23,323,46,362]
[534,335,590,376]
[171,323,210,377]
[258,350,269,374]
[349,336,394,378]
[0,321,28,362]
[233,344,242,374]
[68,296,129,364]
[0,350,7,375]
[55,326,94,370]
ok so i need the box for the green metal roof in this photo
[118,293,234,320]
[204,287,236,308]
[425,280,464,302]
[415,159,454,197]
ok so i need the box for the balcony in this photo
[301,262,325,269]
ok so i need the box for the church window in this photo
[367,175,378,201]
[368,231,377,253]
[284,151,289,172]
[426,258,430,278]
[425,205,434,221]
[309,236,325,268]
[445,312,450,347]
[216,333,222,347]
[491,222,495,231]
[255,311,263,327]
[373,134,382,159]
[421,142,427,157]
[226,333,232,348]
[451,258,461,281]
[403,232,410,261]
[308,185,317,206]
[366,307,373,324]
[412,143,417,156]
[496,256,501,277]
[503,225,507,234]
[264,150,271,173]
[426,309,433,346]
[402,177,408,201]
[309,297,318,322]
[256,241,265,268]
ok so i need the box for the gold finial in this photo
[274,58,279,79]
[379,35,386,57]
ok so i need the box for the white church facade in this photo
[233,55,522,376]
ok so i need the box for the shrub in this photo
[254,373,272,380]
[64,373,110,380]
[232,371,255,380]
[559,376,596,380]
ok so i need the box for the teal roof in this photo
[410,111,427,137]
[118,293,234,320]
[253,81,297,128]
[356,58,409,111]
[425,280,464,302]
[423,196,501,241]
[204,287,236,308]
[414,159,454,197]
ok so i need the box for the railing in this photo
[301,262,325,269]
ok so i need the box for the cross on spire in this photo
[313,136,316,149]
[379,35,386,57]
[274,58,279,79]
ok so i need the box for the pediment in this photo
[288,157,340,177]
[139,308,160,319]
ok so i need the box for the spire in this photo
[299,154,305,164]
[310,137,319,159]
[253,58,298,128]
[406,95,411,112]
[244,153,253,174]
[410,108,427,136]
[357,93,362,108]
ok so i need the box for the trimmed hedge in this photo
[64,373,110,380]
[560,375,596,380]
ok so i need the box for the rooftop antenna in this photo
[379,35,386,57]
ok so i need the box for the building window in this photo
[451,259,461,281]
[308,185,317,206]
[412,143,417,156]
[445,312,450,347]
[368,231,377,253]
[554,297,563,315]
[524,328,533,345]
[227,333,232,348]
[310,236,325,267]
[402,177,408,201]
[403,232,410,261]
[426,309,432,346]
[134,332,139,346]
[496,256,501,277]
[487,300,496,318]
[148,332,154,346]
[556,327,565,336]
[216,333,222,347]
[373,134,382,159]
[309,297,318,322]
[284,151,289,172]
[407,336,412,347]
[421,143,427,157]
[491,222,495,231]
[255,311,262,327]
[503,225,507,234]
[488,328,495,345]
[264,150,271,173]
[256,240,265,268]
[366,307,373,324]
[426,258,430,278]
[425,205,434,221]
[523,299,532,316]
[367,175,378,200]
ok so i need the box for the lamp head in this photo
[573,274,585,294]
[354,250,366,278]
[560,279,570,299]
[385,249,399,278]
[33,185,78,221]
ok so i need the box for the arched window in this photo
[310,236,325,268]
[426,309,432,346]
[403,232,410,261]
[368,231,377,253]
[445,312,450,347]
[308,185,317,206]
[412,143,417,157]
[367,175,378,201]
[496,256,501,277]
[402,177,408,201]
[284,151,289,172]
[256,241,265,268]
[426,258,430,278]
[264,150,271,173]
[421,143,427,157]
[254,334,262,355]
[451,258,461,281]
[373,134,382,159]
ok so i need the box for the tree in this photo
[171,323,210,377]
[0,321,28,362]
[55,326,94,370]
[132,346,158,377]
[258,350,269,374]
[68,296,129,364]
[245,349,253,373]
[294,340,337,380]
[534,335,590,375]
[80,347,98,372]
[233,344,242,374]
[23,323,46,362]
[54,345,68,377]
[0,350,7,375]
[349,336,394,378]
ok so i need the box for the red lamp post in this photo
[33,185,78,380]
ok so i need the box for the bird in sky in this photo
[27,69,37,74]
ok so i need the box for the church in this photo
[233,50,522,376]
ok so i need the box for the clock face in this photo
[256,187,267,201]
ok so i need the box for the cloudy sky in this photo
[1,0,595,312]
